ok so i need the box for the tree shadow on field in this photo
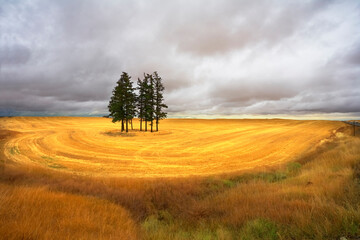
[102,129,172,137]
[103,130,137,137]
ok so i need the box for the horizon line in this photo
[1,115,359,121]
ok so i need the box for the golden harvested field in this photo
[1,117,360,239]
[1,117,344,177]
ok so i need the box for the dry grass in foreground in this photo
[0,183,138,240]
[0,118,360,239]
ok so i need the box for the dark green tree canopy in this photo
[144,73,155,123]
[108,72,136,132]
[108,73,126,123]
[153,71,168,123]
[109,71,167,132]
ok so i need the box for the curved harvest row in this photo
[0,117,343,177]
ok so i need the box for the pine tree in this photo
[108,72,136,132]
[142,74,149,131]
[137,78,145,131]
[153,71,168,131]
[123,74,137,132]
[108,74,126,131]
[109,71,167,133]
[149,74,156,132]
[143,73,155,132]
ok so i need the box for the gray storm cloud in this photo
[0,0,359,118]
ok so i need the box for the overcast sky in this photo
[1,0,359,119]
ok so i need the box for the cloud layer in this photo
[1,0,359,118]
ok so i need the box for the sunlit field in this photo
[1,117,360,239]
[0,117,345,177]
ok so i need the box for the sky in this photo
[0,0,359,119]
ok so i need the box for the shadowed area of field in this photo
[0,117,344,177]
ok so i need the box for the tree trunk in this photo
[156,117,159,131]
[145,120,147,131]
[140,118,142,131]
[131,119,133,130]
[121,119,124,132]
[354,124,356,136]
[126,119,128,132]
[151,120,153,132]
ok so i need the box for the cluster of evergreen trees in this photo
[108,71,167,132]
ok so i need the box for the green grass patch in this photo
[48,163,66,169]
[240,218,279,240]
[142,211,233,240]
[203,178,223,192]
[255,172,287,183]
[341,217,360,237]
[222,179,236,188]
[40,155,65,169]
[41,155,55,161]
[331,165,344,173]
[9,146,20,155]
[198,162,303,201]
[227,162,303,185]
[286,162,302,175]
[229,171,287,184]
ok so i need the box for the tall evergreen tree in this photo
[109,71,167,133]
[108,74,126,131]
[142,74,149,131]
[108,72,136,132]
[143,73,155,132]
[137,77,145,131]
[149,74,156,132]
[123,74,137,132]
[153,71,168,131]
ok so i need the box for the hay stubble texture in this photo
[1,117,343,177]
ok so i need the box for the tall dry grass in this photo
[137,127,360,239]
[0,123,359,239]
[0,183,138,240]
